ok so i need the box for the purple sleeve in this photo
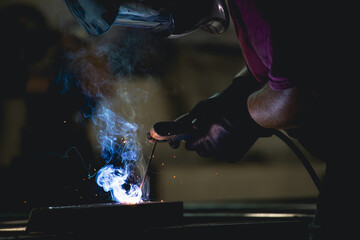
[228,0,295,91]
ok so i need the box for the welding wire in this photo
[140,140,157,191]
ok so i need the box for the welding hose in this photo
[273,129,322,192]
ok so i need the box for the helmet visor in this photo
[64,0,228,37]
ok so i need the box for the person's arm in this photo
[247,83,317,129]
[148,66,273,161]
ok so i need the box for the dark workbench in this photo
[0,201,315,240]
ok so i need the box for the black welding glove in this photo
[169,75,274,162]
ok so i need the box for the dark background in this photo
[0,0,324,212]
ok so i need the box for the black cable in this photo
[273,129,322,192]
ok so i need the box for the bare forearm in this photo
[247,83,315,129]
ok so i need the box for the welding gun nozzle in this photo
[147,132,156,143]
[147,121,194,143]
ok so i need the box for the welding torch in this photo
[140,121,194,191]
[147,121,194,143]
[145,121,321,192]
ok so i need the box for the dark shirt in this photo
[228,1,360,238]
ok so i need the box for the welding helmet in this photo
[64,0,229,37]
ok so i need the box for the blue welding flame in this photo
[96,165,142,204]
[92,101,143,203]
[56,32,154,204]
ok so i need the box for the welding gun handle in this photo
[170,133,193,142]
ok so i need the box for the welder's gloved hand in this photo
[169,76,274,162]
